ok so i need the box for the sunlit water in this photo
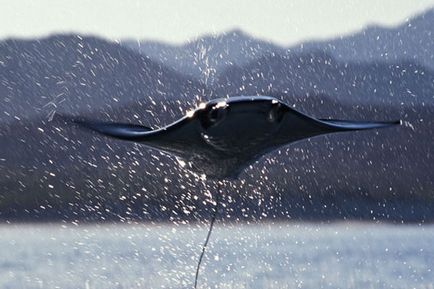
[0,223,433,289]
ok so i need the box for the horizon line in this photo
[0,5,432,48]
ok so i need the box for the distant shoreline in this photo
[1,216,432,226]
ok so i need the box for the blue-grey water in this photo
[0,223,433,289]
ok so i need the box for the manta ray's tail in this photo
[55,114,153,141]
[318,119,401,131]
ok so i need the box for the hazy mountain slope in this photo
[216,51,434,105]
[123,8,434,81]
[295,8,434,68]
[0,35,208,124]
[122,29,285,83]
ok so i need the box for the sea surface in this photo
[0,222,433,289]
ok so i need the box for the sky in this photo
[1,0,434,45]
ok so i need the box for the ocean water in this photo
[0,222,433,289]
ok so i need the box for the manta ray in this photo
[59,95,400,288]
[62,96,400,178]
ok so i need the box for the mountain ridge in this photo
[122,8,434,81]
[0,34,209,124]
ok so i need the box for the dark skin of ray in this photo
[57,95,400,288]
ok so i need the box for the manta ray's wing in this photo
[76,119,154,140]
[281,105,400,143]
[318,118,401,131]
[55,114,200,154]
[55,114,154,141]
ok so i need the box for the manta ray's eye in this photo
[209,108,223,122]
[267,103,285,123]
[201,107,227,128]
[209,107,227,124]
